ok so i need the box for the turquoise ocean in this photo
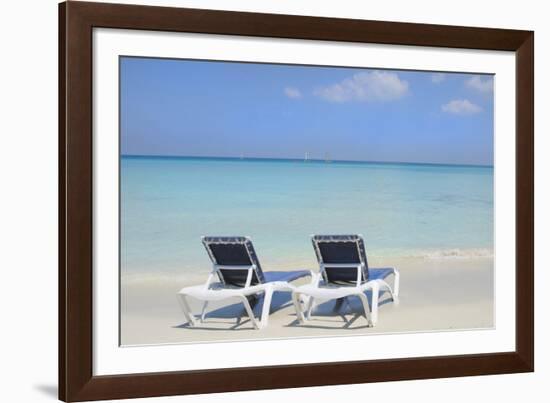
[121,156,494,279]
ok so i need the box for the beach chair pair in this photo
[177,235,400,329]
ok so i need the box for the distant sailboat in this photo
[304,151,309,162]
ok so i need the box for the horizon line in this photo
[121,154,494,168]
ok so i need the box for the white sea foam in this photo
[121,247,493,290]
[418,248,493,259]
[371,247,494,260]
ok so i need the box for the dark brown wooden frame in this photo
[59,1,534,401]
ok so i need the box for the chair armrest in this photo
[203,272,216,289]
[309,272,322,286]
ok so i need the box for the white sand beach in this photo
[120,256,494,345]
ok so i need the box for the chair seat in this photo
[369,268,395,281]
[263,270,311,283]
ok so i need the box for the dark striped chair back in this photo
[311,235,369,285]
[202,236,265,287]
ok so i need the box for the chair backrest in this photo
[311,235,369,285]
[202,236,265,287]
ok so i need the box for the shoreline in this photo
[121,256,494,345]
[121,248,494,283]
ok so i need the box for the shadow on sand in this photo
[173,290,395,331]
[173,290,294,331]
[285,292,394,330]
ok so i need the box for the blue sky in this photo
[120,57,494,166]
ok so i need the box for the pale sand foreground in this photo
[121,257,494,345]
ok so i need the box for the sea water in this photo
[121,156,493,278]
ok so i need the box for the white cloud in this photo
[284,87,302,99]
[442,99,483,115]
[465,75,493,93]
[314,71,409,103]
[431,73,446,83]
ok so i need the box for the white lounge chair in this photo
[291,235,400,326]
[177,236,311,329]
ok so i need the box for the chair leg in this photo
[292,292,306,323]
[200,301,209,323]
[177,294,197,326]
[393,269,400,303]
[239,295,260,329]
[306,296,315,320]
[369,282,380,326]
[299,294,311,309]
[259,285,274,329]
[378,279,396,302]
[356,292,373,326]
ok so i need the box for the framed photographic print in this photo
[59,1,534,401]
